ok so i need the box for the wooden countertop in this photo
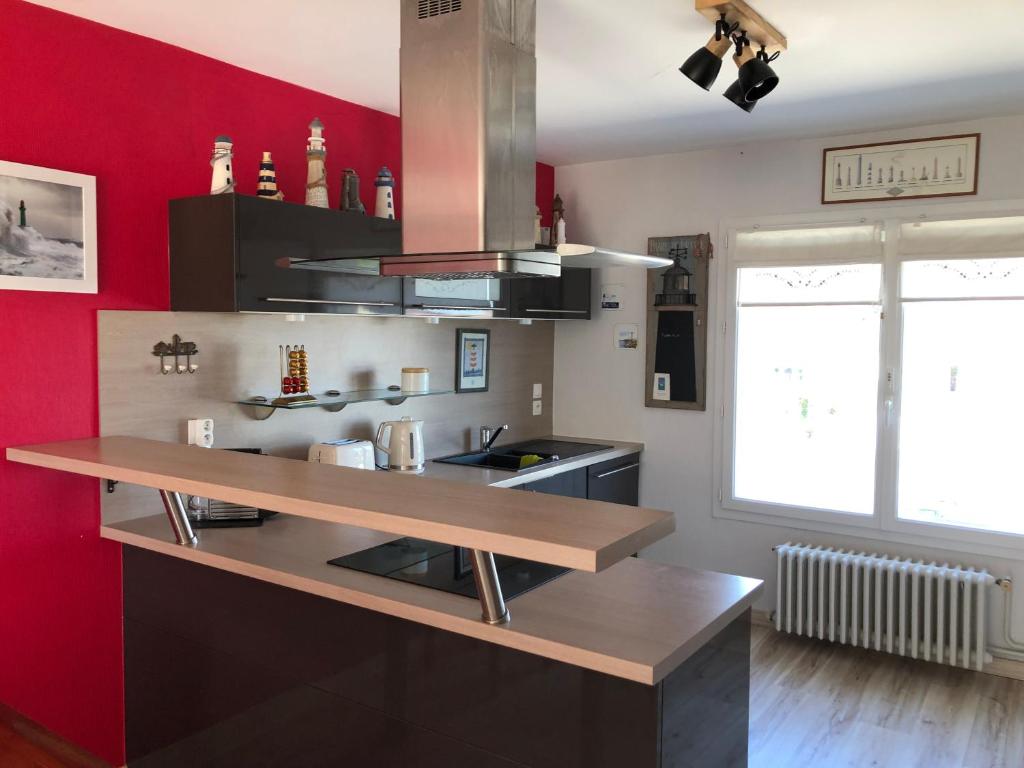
[101,512,762,684]
[7,436,672,572]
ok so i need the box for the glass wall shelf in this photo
[237,388,453,421]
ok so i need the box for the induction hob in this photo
[328,538,569,601]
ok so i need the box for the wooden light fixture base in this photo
[695,0,787,52]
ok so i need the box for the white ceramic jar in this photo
[401,367,429,392]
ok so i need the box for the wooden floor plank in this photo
[751,625,1024,768]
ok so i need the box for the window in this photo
[734,263,882,515]
[720,213,1024,545]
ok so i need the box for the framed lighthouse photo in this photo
[0,160,97,293]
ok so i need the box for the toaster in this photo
[308,439,375,470]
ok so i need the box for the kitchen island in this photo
[9,437,761,767]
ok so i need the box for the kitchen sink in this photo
[434,440,612,473]
[434,448,558,471]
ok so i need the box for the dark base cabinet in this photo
[124,547,749,767]
[586,455,641,506]
[519,453,640,506]
[518,466,588,498]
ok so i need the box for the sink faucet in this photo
[480,424,509,452]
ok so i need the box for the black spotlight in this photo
[723,80,756,112]
[735,44,779,102]
[679,13,737,90]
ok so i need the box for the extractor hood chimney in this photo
[378,0,669,279]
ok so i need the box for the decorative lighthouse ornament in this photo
[340,169,365,213]
[305,118,329,208]
[549,194,564,246]
[374,166,395,220]
[256,151,284,201]
[209,136,235,195]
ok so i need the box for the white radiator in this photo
[773,543,996,670]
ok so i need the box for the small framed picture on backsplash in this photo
[455,328,490,393]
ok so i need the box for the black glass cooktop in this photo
[328,537,569,601]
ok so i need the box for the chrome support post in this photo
[469,549,510,625]
[159,489,198,546]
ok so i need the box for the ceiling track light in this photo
[679,12,738,90]
[680,1,786,113]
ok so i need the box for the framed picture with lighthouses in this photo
[0,160,97,293]
[644,234,711,411]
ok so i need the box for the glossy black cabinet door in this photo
[237,246,403,316]
[520,466,588,498]
[508,267,591,319]
[234,195,403,316]
[587,455,640,506]
[169,194,404,315]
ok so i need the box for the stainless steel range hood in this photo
[375,0,669,279]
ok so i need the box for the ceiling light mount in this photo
[681,0,786,112]
[714,12,739,41]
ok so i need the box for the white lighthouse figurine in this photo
[305,118,328,208]
[210,135,235,195]
[374,166,395,220]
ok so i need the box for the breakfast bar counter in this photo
[9,437,761,767]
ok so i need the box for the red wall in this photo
[0,2,554,763]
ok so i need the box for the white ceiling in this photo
[29,0,1024,165]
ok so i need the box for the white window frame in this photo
[713,200,1024,560]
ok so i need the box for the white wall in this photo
[552,114,1024,646]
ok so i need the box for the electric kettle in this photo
[375,416,425,473]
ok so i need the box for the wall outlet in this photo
[532,399,542,416]
[532,382,542,399]
[187,418,215,448]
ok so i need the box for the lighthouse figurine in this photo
[305,118,329,208]
[256,151,284,201]
[374,166,395,220]
[340,169,365,213]
[209,136,235,195]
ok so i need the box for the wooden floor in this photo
[750,624,1024,768]
[2,625,1022,767]
[0,705,107,768]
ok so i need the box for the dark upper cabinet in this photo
[169,194,404,315]
[507,267,592,320]
[586,454,640,506]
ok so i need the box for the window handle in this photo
[884,368,895,426]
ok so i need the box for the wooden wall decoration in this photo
[645,234,712,411]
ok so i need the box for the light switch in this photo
[532,399,542,416]
[532,383,542,399]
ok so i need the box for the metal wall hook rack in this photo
[152,334,199,374]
